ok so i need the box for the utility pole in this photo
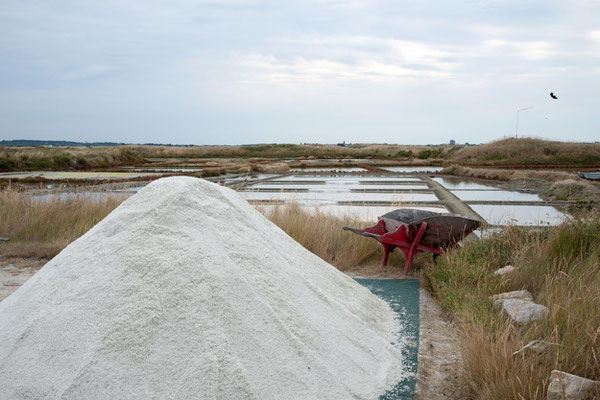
[515,106,534,138]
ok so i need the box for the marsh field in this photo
[2,137,600,399]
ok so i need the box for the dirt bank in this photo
[415,287,464,399]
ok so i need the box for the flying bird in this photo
[550,92,558,99]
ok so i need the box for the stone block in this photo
[494,298,547,325]
[490,290,533,302]
[547,370,599,400]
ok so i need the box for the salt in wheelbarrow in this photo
[343,209,480,275]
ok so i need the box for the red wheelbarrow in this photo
[343,209,480,275]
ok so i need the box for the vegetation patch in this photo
[454,137,600,166]
[0,188,124,259]
[0,143,450,172]
[425,217,600,399]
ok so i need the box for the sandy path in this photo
[0,261,40,302]
[414,287,464,399]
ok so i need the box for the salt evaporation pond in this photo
[250,183,430,191]
[258,204,448,221]
[219,173,281,183]
[291,159,373,164]
[432,177,500,190]
[124,167,204,172]
[275,175,424,182]
[0,171,165,180]
[241,191,439,203]
[470,204,567,226]
[452,190,544,202]
[289,168,367,172]
[383,166,443,173]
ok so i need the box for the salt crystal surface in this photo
[0,177,405,400]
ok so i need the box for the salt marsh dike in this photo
[0,177,405,400]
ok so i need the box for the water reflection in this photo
[383,166,443,173]
[470,205,566,226]
[289,167,367,172]
[241,191,439,203]
[432,176,499,190]
[257,204,448,221]
[452,190,543,202]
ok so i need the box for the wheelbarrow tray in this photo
[378,209,480,248]
[343,209,480,274]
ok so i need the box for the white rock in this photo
[547,370,600,400]
[494,298,548,325]
[490,290,533,302]
[513,340,557,357]
[494,265,516,276]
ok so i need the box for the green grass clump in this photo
[425,215,600,399]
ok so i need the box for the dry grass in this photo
[454,137,600,166]
[0,188,124,259]
[426,215,600,399]
[441,165,576,182]
[261,203,415,271]
[0,143,452,172]
[3,137,600,173]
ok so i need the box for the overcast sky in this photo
[1,0,599,145]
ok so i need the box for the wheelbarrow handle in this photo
[343,226,382,240]
[342,226,360,233]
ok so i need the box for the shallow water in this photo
[432,177,499,190]
[452,190,544,202]
[257,204,447,220]
[291,158,373,163]
[289,167,367,172]
[250,183,430,191]
[275,175,423,182]
[124,167,204,172]
[218,174,281,183]
[0,171,165,180]
[241,191,439,203]
[470,204,566,226]
[383,166,443,173]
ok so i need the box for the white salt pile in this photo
[0,177,405,400]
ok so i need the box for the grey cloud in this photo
[1,0,599,144]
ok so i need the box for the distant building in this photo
[449,139,456,145]
[337,141,346,147]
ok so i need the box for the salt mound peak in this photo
[0,177,405,400]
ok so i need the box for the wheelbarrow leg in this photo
[381,243,395,266]
[403,222,428,275]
